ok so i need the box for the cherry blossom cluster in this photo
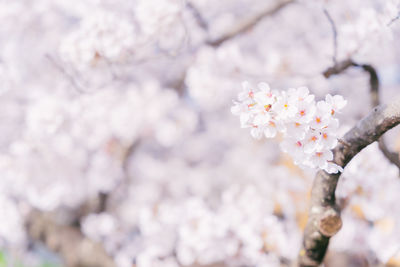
[231,81,347,173]
[59,11,135,70]
[80,154,304,267]
[1,0,400,266]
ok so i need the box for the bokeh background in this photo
[1,0,400,266]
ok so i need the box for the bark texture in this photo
[299,98,400,266]
[324,59,400,171]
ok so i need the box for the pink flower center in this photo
[296,141,302,147]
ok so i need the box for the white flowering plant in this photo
[1,0,400,266]
[231,81,347,173]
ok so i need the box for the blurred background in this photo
[0,0,400,266]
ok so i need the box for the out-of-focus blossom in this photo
[0,0,399,266]
[82,213,117,241]
[60,11,136,70]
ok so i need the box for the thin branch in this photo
[122,139,141,177]
[45,54,86,93]
[378,138,400,168]
[388,12,400,27]
[207,0,294,47]
[299,97,400,266]
[42,140,141,264]
[26,141,139,265]
[323,8,338,64]
[351,63,379,107]
[186,1,208,30]
[27,210,116,267]
[322,59,353,78]
[324,59,400,169]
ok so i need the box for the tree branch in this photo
[323,8,338,64]
[45,54,86,93]
[352,63,379,107]
[388,12,400,27]
[25,140,141,267]
[322,59,353,78]
[353,64,400,169]
[299,98,400,266]
[323,59,400,169]
[186,1,208,30]
[27,210,116,267]
[207,0,294,47]
[378,138,400,168]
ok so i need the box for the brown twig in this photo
[299,97,400,266]
[186,1,208,30]
[324,59,400,169]
[354,64,400,169]
[25,141,141,266]
[207,0,294,47]
[323,8,338,64]
[378,138,400,168]
[322,59,353,78]
[351,63,379,107]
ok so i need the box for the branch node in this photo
[318,209,342,237]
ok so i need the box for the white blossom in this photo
[232,81,346,173]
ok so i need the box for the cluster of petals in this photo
[231,81,347,173]
[59,11,135,70]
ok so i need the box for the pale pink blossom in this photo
[232,81,346,173]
